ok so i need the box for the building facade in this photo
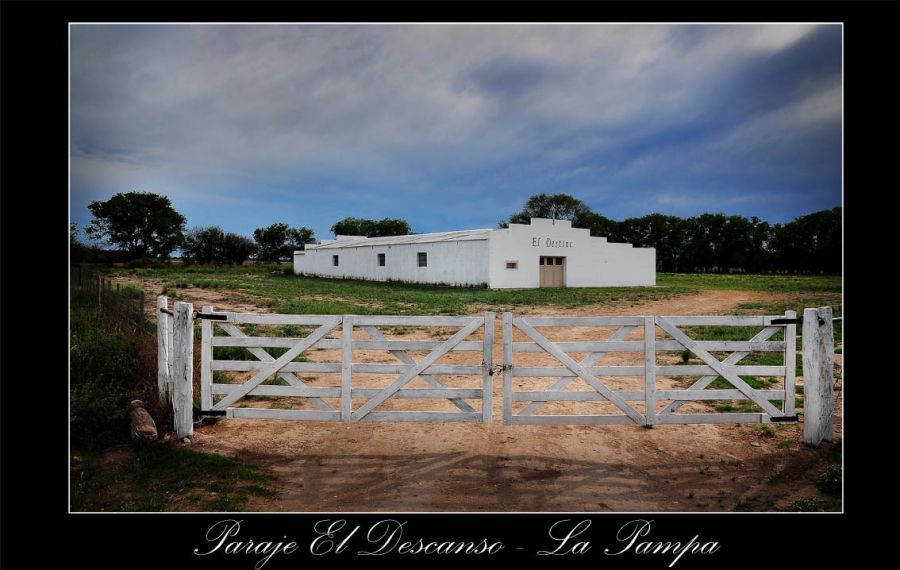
[293,218,655,288]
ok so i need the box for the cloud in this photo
[70,24,841,236]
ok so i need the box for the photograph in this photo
[68,22,845,516]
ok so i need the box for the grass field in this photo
[658,273,842,293]
[97,263,841,316]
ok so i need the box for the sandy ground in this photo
[174,289,843,512]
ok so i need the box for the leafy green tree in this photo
[769,207,841,274]
[330,217,412,238]
[253,223,315,261]
[182,226,225,264]
[505,193,594,226]
[85,192,186,259]
[183,226,256,264]
[221,233,256,265]
[373,218,412,237]
[331,217,375,237]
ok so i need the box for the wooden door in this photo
[539,256,565,287]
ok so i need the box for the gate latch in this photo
[194,311,227,321]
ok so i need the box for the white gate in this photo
[196,306,494,423]
[501,312,798,426]
[160,296,833,446]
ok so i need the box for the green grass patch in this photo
[72,444,277,512]
[96,263,693,315]
[96,264,843,319]
[70,303,140,449]
[753,424,776,438]
[658,273,841,293]
[788,497,827,512]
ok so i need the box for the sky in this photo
[70,24,842,242]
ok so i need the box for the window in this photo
[378,253,386,266]
[417,252,427,267]
[555,257,563,265]
[332,255,339,266]
[506,261,518,269]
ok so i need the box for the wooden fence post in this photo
[156,296,171,405]
[502,312,513,425]
[803,307,834,446]
[172,301,194,439]
[644,316,656,426]
[341,315,353,422]
[200,305,213,411]
[482,311,495,424]
[783,310,797,416]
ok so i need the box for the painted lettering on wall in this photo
[531,237,574,248]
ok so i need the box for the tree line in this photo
[505,193,841,274]
[72,190,841,274]
[72,191,415,265]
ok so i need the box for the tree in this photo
[372,218,412,237]
[181,226,225,264]
[221,233,256,265]
[505,193,594,226]
[331,217,375,237]
[85,192,186,259]
[330,217,412,238]
[253,223,315,261]
[182,226,256,265]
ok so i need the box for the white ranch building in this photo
[293,217,655,288]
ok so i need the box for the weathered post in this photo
[502,312,513,425]
[172,301,194,439]
[341,315,353,422]
[156,296,171,405]
[482,311,495,424]
[200,305,213,411]
[803,307,834,446]
[644,316,656,427]
[783,310,797,416]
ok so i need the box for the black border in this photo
[2,1,898,569]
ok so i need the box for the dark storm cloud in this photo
[70,24,841,238]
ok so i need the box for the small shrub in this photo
[70,305,139,448]
[816,465,841,495]
[753,424,776,438]
[680,350,691,363]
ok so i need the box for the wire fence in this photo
[71,265,148,332]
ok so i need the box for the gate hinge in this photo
[770,415,799,423]
[769,318,802,325]
[195,408,227,416]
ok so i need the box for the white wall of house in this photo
[293,218,655,288]
[294,239,491,286]
[487,218,656,288]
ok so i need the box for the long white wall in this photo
[487,218,656,288]
[294,239,491,286]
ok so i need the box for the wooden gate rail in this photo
[190,306,494,424]
[502,312,798,427]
